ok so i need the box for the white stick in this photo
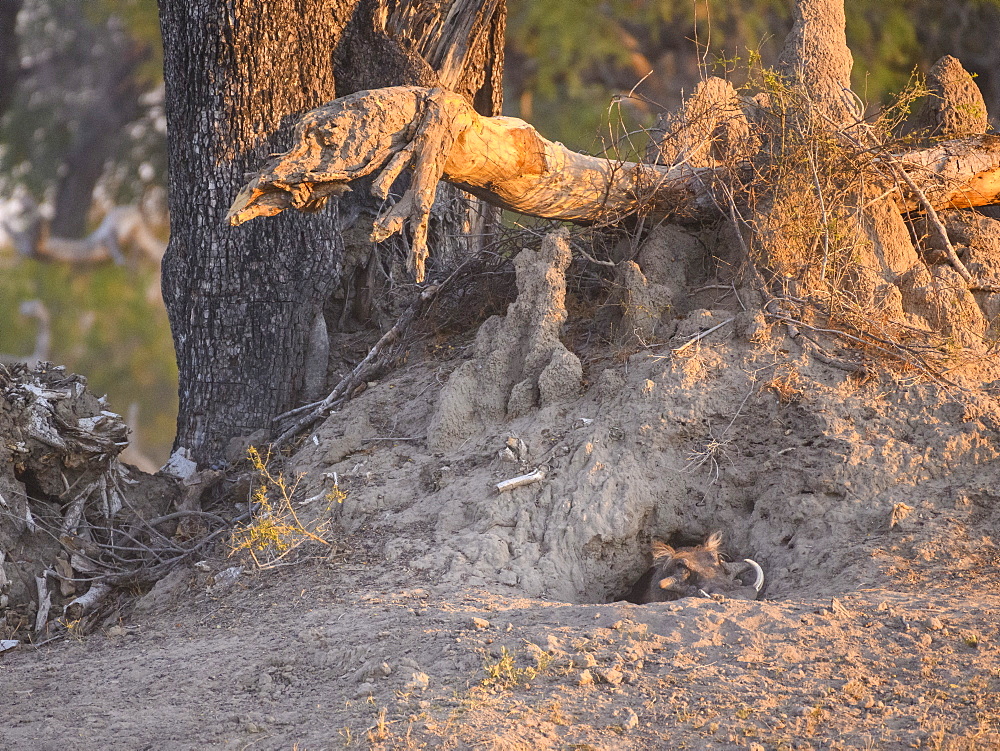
[64,581,112,619]
[34,575,51,634]
[496,468,546,493]
[671,317,735,354]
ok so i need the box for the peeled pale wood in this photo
[893,136,1000,211]
[228,86,1000,280]
[64,582,112,620]
[34,574,51,633]
[496,468,545,493]
[227,87,718,281]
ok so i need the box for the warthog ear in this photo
[704,532,723,551]
[651,540,676,559]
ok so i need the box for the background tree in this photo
[0,0,22,120]
[0,0,164,237]
[156,0,504,468]
[0,1,176,463]
[504,0,1000,150]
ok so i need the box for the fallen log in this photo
[228,86,1000,282]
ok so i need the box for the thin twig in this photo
[571,240,616,267]
[671,317,735,354]
[275,253,486,448]
[895,166,972,283]
[806,146,832,280]
[146,509,231,527]
[765,310,952,385]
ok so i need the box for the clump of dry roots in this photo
[0,363,234,641]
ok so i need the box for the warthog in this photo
[625,532,764,604]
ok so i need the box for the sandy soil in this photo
[2,540,999,750]
[3,227,1000,750]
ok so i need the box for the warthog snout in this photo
[625,532,764,604]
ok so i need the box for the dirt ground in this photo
[3,227,1000,750]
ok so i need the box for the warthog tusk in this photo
[698,589,711,598]
[744,558,764,593]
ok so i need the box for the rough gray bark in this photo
[158,0,504,467]
[158,0,347,467]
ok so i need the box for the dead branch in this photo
[764,308,950,384]
[228,86,1000,283]
[227,86,722,280]
[894,166,972,283]
[64,582,112,620]
[273,282,444,445]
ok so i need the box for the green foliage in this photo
[509,0,631,101]
[85,0,164,86]
[506,0,1000,151]
[0,0,165,204]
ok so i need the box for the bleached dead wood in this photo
[4,201,166,265]
[64,582,112,620]
[227,87,721,281]
[228,86,1000,282]
[892,136,1000,212]
[496,468,546,493]
[34,574,51,633]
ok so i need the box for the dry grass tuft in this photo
[228,446,338,569]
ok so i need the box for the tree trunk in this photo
[158,0,504,468]
[49,38,149,239]
[0,0,21,120]
[158,0,346,467]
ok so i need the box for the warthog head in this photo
[625,532,764,604]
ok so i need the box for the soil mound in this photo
[3,220,1000,749]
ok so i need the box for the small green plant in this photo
[229,445,334,569]
[481,646,538,690]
